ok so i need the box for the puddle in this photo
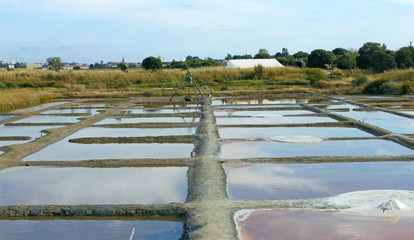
[219,140,414,158]
[0,217,183,240]
[12,115,82,124]
[70,127,197,138]
[333,110,414,133]
[0,115,16,120]
[215,105,302,109]
[0,166,188,205]
[235,209,414,240]
[23,136,194,161]
[96,117,199,124]
[214,110,314,117]
[216,116,336,125]
[224,162,414,200]
[218,127,372,139]
[41,108,104,116]
[11,101,70,114]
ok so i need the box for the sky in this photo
[1,0,414,63]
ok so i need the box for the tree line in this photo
[225,42,414,72]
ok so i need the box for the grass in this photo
[1,67,414,113]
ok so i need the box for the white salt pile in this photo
[324,190,414,217]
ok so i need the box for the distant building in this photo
[158,55,165,63]
[26,63,43,69]
[295,58,306,68]
[7,61,15,69]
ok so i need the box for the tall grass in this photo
[0,89,57,113]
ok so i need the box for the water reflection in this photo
[12,115,81,124]
[96,117,200,124]
[211,98,326,105]
[333,110,414,133]
[0,115,15,120]
[220,140,414,158]
[71,127,197,138]
[0,166,188,205]
[120,108,199,114]
[216,116,336,125]
[41,108,103,116]
[224,162,414,200]
[11,101,70,114]
[235,209,414,240]
[0,218,183,240]
[23,139,194,161]
[218,127,372,139]
[214,110,314,117]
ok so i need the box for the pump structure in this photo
[170,71,204,101]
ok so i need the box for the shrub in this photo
[352,75,368,87]
[304,68,326,86]
[253,64,264,79]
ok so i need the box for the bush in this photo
[352,75,368,87]
[253,64,264,79]
[363,79,390,94]
[402,80,413,94]
[329,71,343,80]
[304,68,326,87]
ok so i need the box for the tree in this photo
[307,49,336,68]
[332,48,347,56]
[275,48,289,58]
[47,57,64,71]
[371,50,397,72]
[395,47,414,69]
[225,53,232,60]
[119,63,128,72]
[276,56,295,66]
[254,49,272,59]
[142,57,163,71]
[336,53,357,69]
[356,42,387,69]
[293,51,309,59]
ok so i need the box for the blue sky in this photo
[1,0,414,63]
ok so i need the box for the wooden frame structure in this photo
[170,71,204,101]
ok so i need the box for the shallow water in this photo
[11,101,70,114]
[0,125,60,139]
[333,110,414,133]
[119,108,198,114]
[96,117,199,124]
[41,108,104,116]
[218,126,372,139]
[23,140,194,161]
[224,162,414,200]
[214,110,314,117]
[0,125,61,149]
[219,140,414,158]
[216,116,336,125]
[70,127,197,138]
[0,218,183,240]
[0,115,16,120]
[235,209,414,240]
[12,115,82,124]
[0,166,188,205]
[211,97,327,106]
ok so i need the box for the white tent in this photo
[224,59,284,69]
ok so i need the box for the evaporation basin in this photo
[0,166,188,205]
